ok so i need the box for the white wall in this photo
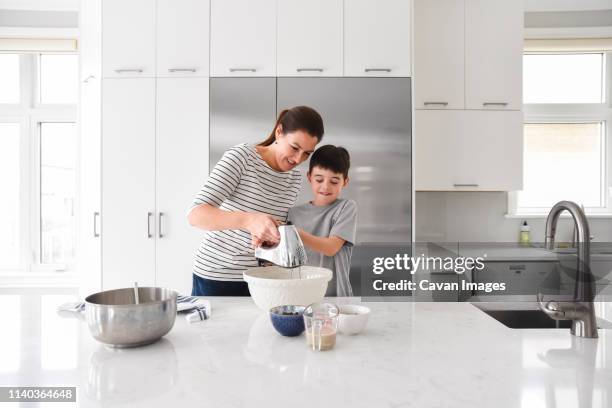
[0,0,78,11]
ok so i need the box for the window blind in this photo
[524,38,612,52]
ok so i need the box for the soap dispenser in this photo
[519,221,531,246]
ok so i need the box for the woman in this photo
[187,106,324,296]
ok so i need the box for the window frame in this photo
[508,51,612,217]
[0,52,77,275]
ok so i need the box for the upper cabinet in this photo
[465,0,523,110]
[102,0,156,77]
[414,0,524,191]
[157,0,210,77]
[414,0,522,110]
[344,0,412,77]
[210,0,412,78]
[210,0,276,77]
[102,0,209,78]
[415,110,523,191]
[414,0,464,109]
[277,0,343,77]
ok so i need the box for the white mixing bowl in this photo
[243,266,332,310]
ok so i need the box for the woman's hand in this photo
[246,213,281,248]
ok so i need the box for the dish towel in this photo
[177,295,212,323]
[57,295,211,323]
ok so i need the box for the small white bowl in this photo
[338,305,370,335]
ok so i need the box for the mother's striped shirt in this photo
[190,143,302,281]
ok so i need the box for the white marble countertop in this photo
[2,291,612,408]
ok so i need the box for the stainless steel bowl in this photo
[84,287,177,348]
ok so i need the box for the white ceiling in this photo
[0,0,78,11]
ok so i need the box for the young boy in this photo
[288,145,357,297]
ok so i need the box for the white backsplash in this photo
[415,192,612,243]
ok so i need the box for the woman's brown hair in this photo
[258,106,324,146]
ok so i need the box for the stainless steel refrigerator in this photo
[210,78,412,294]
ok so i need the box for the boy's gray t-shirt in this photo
[287,198,357,297]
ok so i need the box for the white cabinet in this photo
[157,0,210,77]
[101,78,209,293]
[415,110,523,191]
[277,0,343,77]
[103,0,209,78]
[345,0,412,77]
[414,110,460,190]
[456,110,523,190]
[465,0,523,110]
[414,0,464,109]
[414,0,522,110]
[210,0,276,77]
[102,0,156,78]
[102,79,157,289]
[156,78,209,294]
[414,0,523,191]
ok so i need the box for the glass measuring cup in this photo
[303,303,339,351]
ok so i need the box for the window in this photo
[0,123,21,270]
[39,54,78,104]
[510,51,612,216]
[520,123,604,210]
[0,54,20,104]
[0,52,77,275]
[40,122,77,265]
[523,53,604,104]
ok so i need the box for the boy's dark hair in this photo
[308,145,351,179]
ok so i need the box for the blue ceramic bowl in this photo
[269,305,306,337]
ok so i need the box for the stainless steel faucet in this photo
[538,200,598,338]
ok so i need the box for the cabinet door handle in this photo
[83,75,96,83]
[424,102,448,106]
[93,212,100,237]
[114,68,144,74]
[296,68,324,73]
[158,212,164,239]
[364,68,392,73]
[453,183,479,188]
[147,212,153,238]
[483,102,508,106]
[229,68,257,73]
[168,68,197,73]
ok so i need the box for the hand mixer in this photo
[254,223,307,278]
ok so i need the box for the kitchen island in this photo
[2,291,612,408]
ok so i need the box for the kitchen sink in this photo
[478,308,612,329]
[481,309,572,329]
